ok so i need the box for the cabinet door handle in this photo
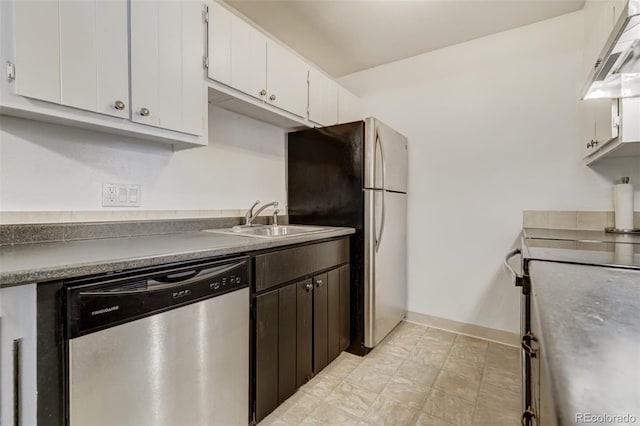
[305,282,313,291]
[114,100,126,110]
[13,338,22,426]
[521,332,538,358]
[269,94,276,101]
[140,107,150,117]
[260,89,267,96]
[521,406,537,426]
[316,279,323,287]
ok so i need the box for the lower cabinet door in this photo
[296,279,313,388]
[313,273,329,373]
[255,290,278,421]
[339,265,351,351]
[278,285,296,403]
[327,268,341,363]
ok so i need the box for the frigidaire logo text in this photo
[91,306,119,316]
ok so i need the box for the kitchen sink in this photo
[206,225,329,239]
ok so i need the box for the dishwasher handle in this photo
[81,262,243,295]
[151,269,200,283]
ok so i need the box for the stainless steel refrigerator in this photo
[287,117,407,354]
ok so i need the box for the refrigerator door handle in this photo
[375,130,387,190]
[376,190,386,252]
[375,129,387,252]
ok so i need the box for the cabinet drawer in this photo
[254,238,349,292]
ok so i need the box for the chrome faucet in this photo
[244,200,279,226]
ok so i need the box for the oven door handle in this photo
[504,248,524,287]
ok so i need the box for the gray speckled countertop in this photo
[529,261,640,424]
[0,227,354,287]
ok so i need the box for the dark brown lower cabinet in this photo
[253,238,351,423]
[327,268,341,363]
[313,272,328,373]
[255,290,278,421]
[315,265,351,374]
[296,279,313,388]
[278,284,297,403]
[339,265,350,352]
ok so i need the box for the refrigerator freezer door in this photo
[288,122,365,228]
[364,189,407,348]
[364,118,408,192]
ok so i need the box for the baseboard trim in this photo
[405,311,519,348]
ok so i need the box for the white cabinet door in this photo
[308,68,338,126]
[583,99,618,157]
[130,0,160,127]
[0,285,37,426]
[96,0,129,118]
[207,0,232,86]
[157,0,183,132]
[338,87,364,124]
[595,99,617,146]
[266,39,308,118]
[59,0,97,111]
[37,0,128,117]
[13,0,61,103]
[131,0,205,135]
[231,15,267,100]
[582,101,596,157]
[182,1,206,136]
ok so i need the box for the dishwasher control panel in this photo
[65,256,250,338]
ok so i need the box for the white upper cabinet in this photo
[207,0,232,86]
[130,0,160,127]
[59,0,97,112]
[308,68,338,126]
[204,1,365,127]
[13,0,61,104]
[130,0,205,135]
[338,87,365,124]
[4,0,205,146]
[16,0,129,118]
[95,0,129,118]
[231,15,267,101]
[266,39,308,118]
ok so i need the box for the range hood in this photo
[583,0,640,99]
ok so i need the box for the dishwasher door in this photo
[68,287,249,426]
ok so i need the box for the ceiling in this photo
[225,0,585,78]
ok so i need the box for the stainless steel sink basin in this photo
[206,225,329,239]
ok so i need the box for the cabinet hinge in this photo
[202,56,209,69]
[202,5,209,23]
[6,61,15,82]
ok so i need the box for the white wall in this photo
[0,106,287,212]
[339,10,640,334]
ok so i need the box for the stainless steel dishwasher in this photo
[64,256,250,426]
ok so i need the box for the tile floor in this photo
[259,321,521,426]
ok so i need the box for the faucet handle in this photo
[272,209,279,226]
[246,200,260,220]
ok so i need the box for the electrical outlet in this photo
[102,183,141,207]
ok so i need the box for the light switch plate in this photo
[102,183,141,207]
